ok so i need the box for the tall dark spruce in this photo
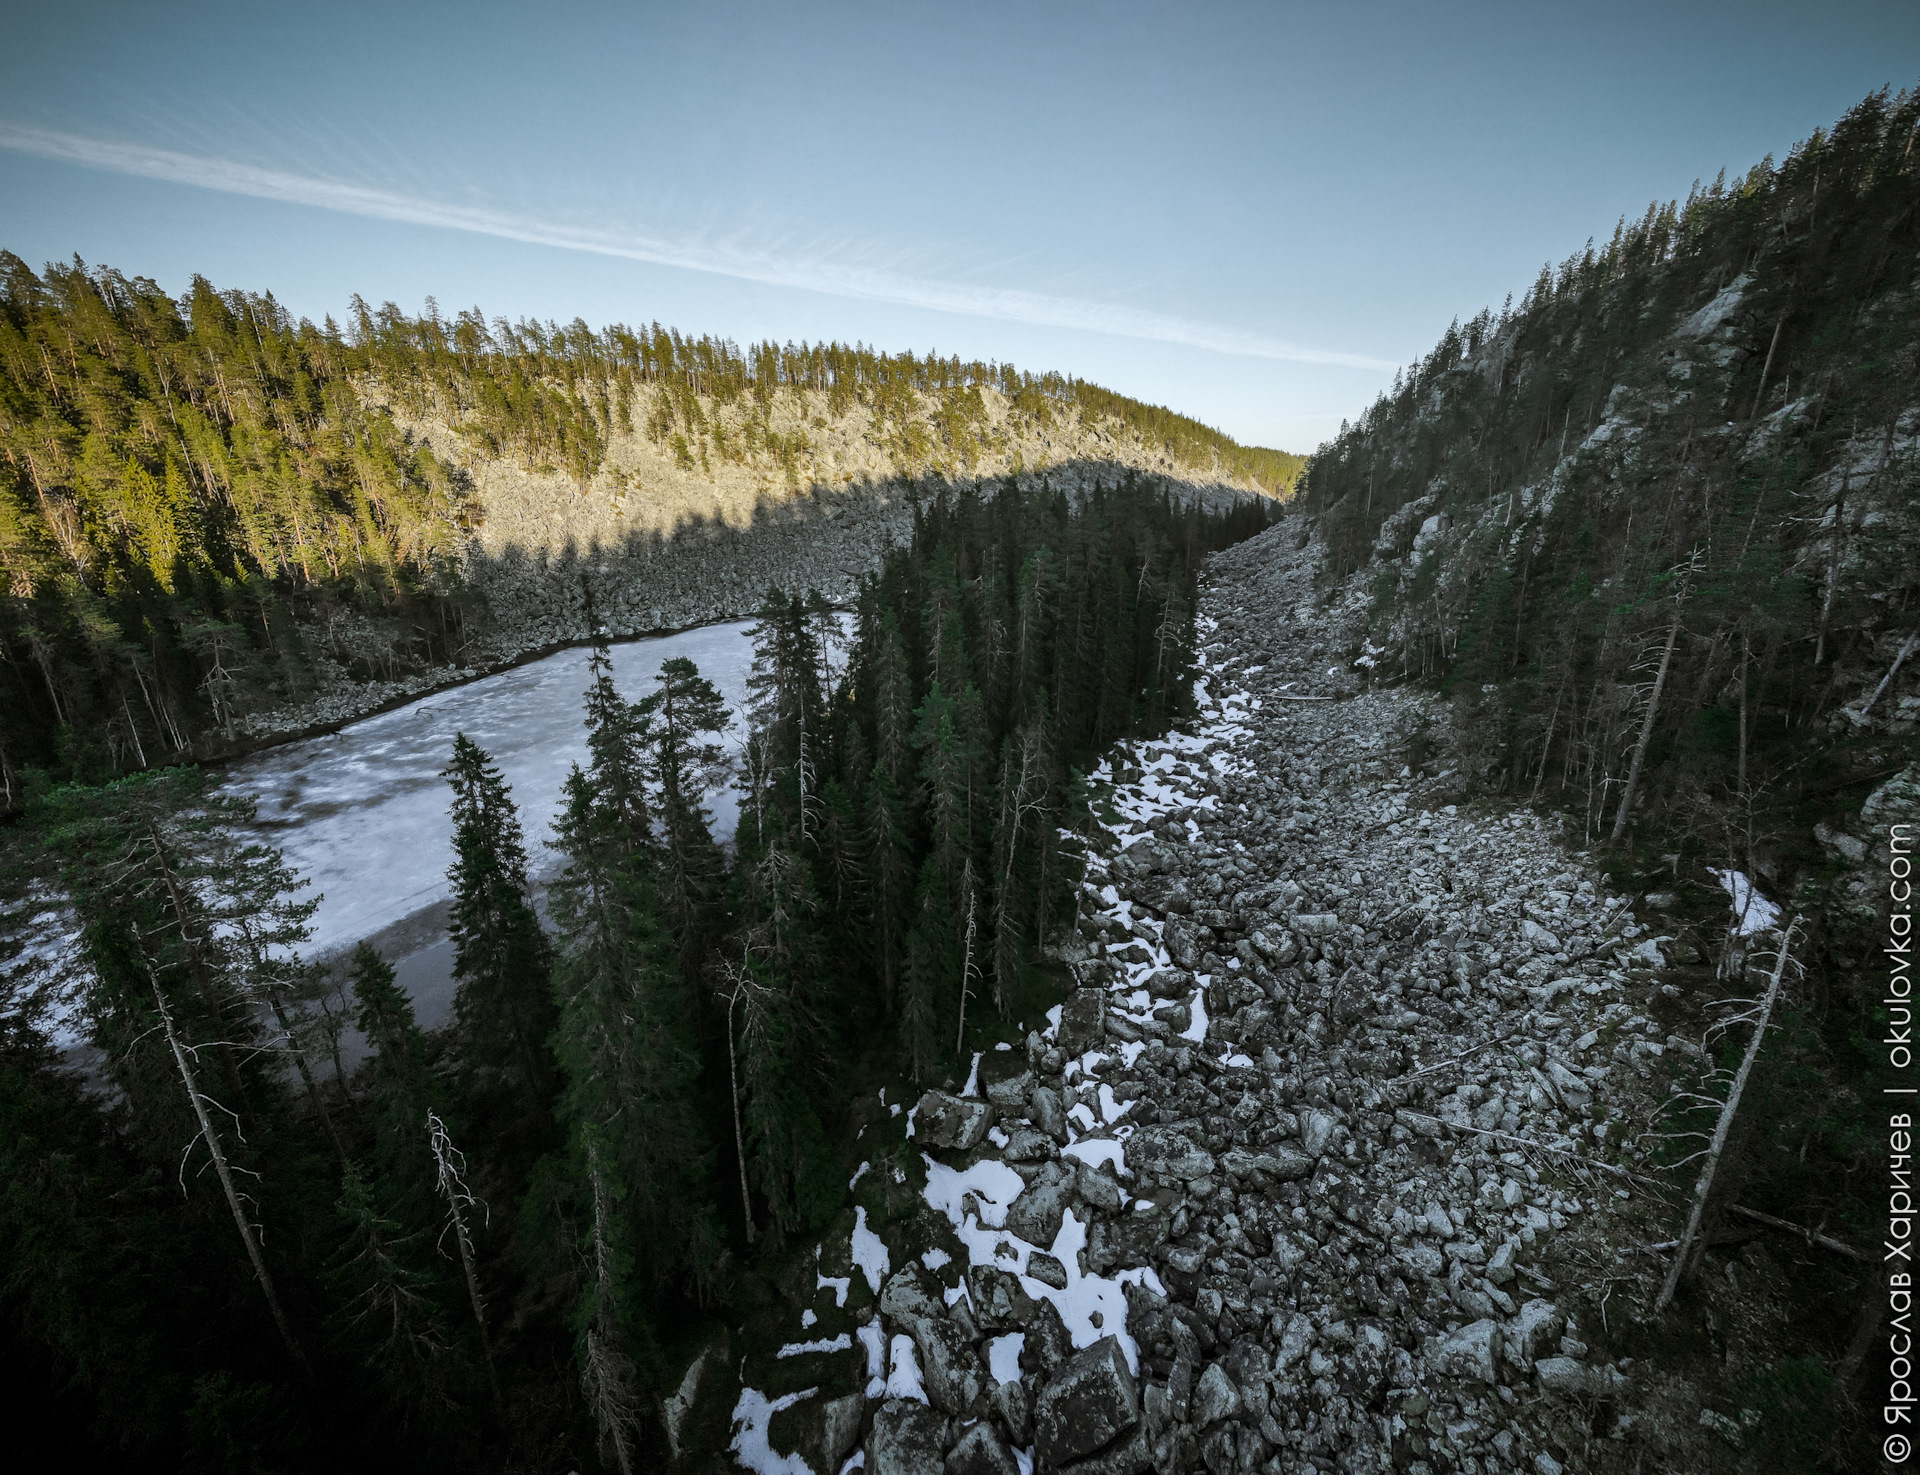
[442,733,557,1161]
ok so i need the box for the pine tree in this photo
[581,628,653,850]
[901,680,976,1076]
[542,756,720,1451]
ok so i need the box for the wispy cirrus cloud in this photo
[1,122,1393,371]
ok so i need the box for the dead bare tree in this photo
[427,1110,499,1404]
[579,1132,639,1475]
[991,724,1050,1016]
[147,958,306,1368]
[954,874,980,1056]
[1859,629,1919,719]
[1610,564,1696,844]
[1654,917,1799,1315]
[718,958,767,1245]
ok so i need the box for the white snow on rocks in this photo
[885,1334,928,1402]
[850,1206,890,1294]
[776,1332,852,1358]
[729,1384,818,1475]
[920,1157,1163,1373]
[1711,869,1780,936]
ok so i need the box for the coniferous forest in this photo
[1302,88,1918,855]
[0,254,1300,800]
[1296,85,1920,1430]
[0,478,1276,1471]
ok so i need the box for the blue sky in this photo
[2,1,1913,451]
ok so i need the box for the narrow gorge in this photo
[695,511,1861,1475]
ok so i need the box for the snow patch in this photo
[886,1334,928,1402]
[1182,983,1210,1043]
[816,1243,851,1308]
[857,1320,887,1397]
[777,1333,852,1358]
[1062,1137,1131,1178]
[729,1385,817,1475]
[851,1206,890,1294]
[1712,869,1780,936]
[989,1332,1026,1385]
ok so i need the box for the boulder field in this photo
[735,520,1727,1475]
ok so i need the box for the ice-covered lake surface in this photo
[222,621,765,997]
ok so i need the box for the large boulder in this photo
[982,1059,1035,1109]
[1054,1426,1151,1474]
[1005,1162,1078,1247]
[1271,1311,1315,1373]
[1020,1298,1075,1381]
[1542,1060,1593,1114]
[1257,1146,1315,1182]
[1431,1319,1503,1383]
[881,1267,983,1415]
[1521,918,1561,954]
[968,1264,1037,1331]
[991,1378,1031,1444]
[916,1090,991,1151]
[1001,1123,1059,1162]
[1534,1355,1622,1396]
[1189,1363,1241,1426]
[821,1391,865,1468]
[945,1419,1019,1475]
[1058,988,1107,1054]
[1163,919,1201,969]
[1300,1109,1344,1158]
[868,1398,947,1475]
[1032,1335,1140,1467]
[1126,1126,1216,1184]
[1510,1299,1565,1363]
[1139,874,1194,917]
[880,1265,944,1339]
[1030,1086,1068,1142]
[1074,1156,1126,1212]
[1248,924,1299,965]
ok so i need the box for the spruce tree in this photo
[638,655,731,974]
[326,1160,456,1424]
[545,761,718,1456]
[349,943,432,1201]
[442,733,555,1156]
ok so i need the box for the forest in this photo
[0,253,1302,800]
[1297,85,1919,1408]
[0,477,1277,1471]
[1301,87,1917,857]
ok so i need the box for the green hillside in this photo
[0,258,1297,793]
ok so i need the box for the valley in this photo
[712,512,1850,1475]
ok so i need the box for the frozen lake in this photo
[222,621,769,1025]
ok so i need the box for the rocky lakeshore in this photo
[220,463,1256,759]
